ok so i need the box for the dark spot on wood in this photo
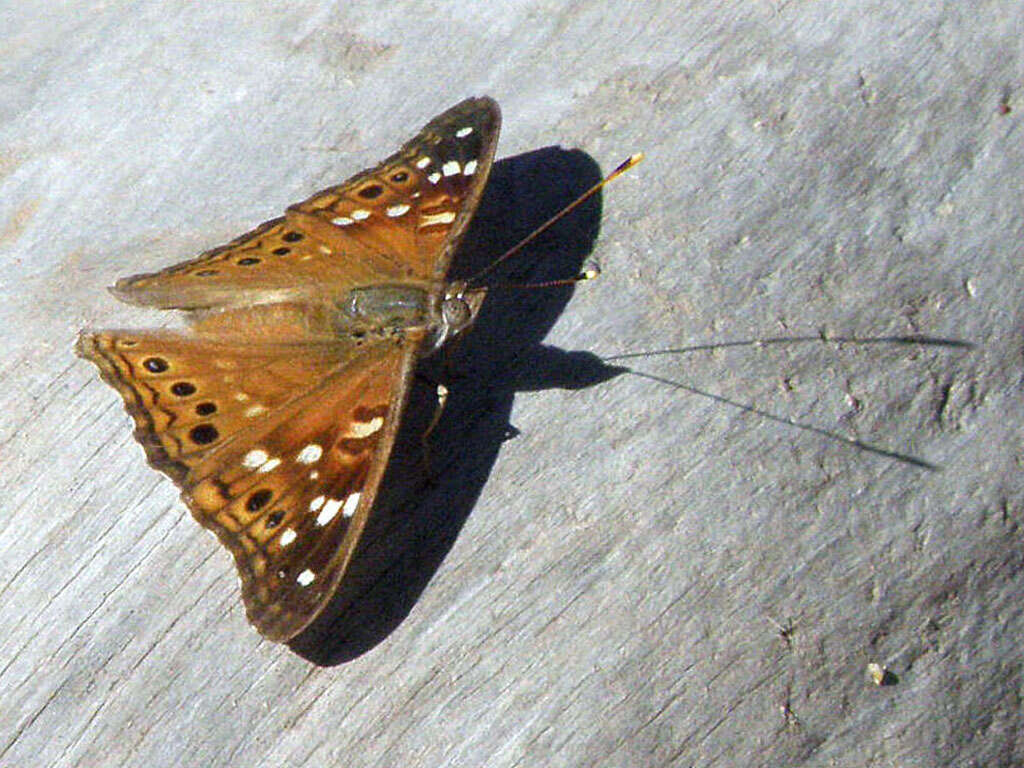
[143,357,168,373]
[247,489,273,512]
[391,171,409,183]
[266,510,285,528]
[195,402,217,416]
[237,257,261,265]
[195,269,219,277]
[282,231,303,242]
[171,381,196,397]
[358,184,384,199]
[189,424,219,444]
[272,247,290,256]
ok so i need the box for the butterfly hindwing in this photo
[77,327,422,640]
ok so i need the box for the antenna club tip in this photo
[580,265,601,280]
[629,152,645,164]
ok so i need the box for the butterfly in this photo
[77,97,501,642]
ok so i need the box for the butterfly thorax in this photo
[341,280,485,354]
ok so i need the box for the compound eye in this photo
[441,297,472,331]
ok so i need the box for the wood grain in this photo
[2,2,1022,766]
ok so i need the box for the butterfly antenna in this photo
[468,153,644,285]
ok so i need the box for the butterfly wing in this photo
[79,98,502,640]
[77,328,422,640]
[112,97,501,310]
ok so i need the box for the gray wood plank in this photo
[2,1,1022,766]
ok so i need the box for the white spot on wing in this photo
[343,492,361,518]
[456,126,473,138]
[309,495,326,512]
[415,156,431,168]
[332,216,354,226]
[386,203,411,217]
[296,444,322,464]
[297,569,315,586]
[428,172,441,184]
[258,457,281,473]
[348,415,384,437]
[351,209,371,220]
[463,159,478,176]
[280,528,297,546]
[245,404,267,418]
[317,498,343,526]
[419,211,456,228]
[442,161,461,176]
[243,449,269,469]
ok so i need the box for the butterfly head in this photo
[430,280,487,353]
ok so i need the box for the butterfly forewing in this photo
[287,96,501,283]
[77,97,501,641]
[112,97,500,310]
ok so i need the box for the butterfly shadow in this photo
[289,147,628,664]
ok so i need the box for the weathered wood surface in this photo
[2,2,1022,766]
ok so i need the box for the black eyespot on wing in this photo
[144,357,168,373]
[247,489,272,512]
[189,424,218,444]
[171,382,196,397]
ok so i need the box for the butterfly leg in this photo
[419,382,450,477]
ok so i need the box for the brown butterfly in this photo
[77,97,501,642]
